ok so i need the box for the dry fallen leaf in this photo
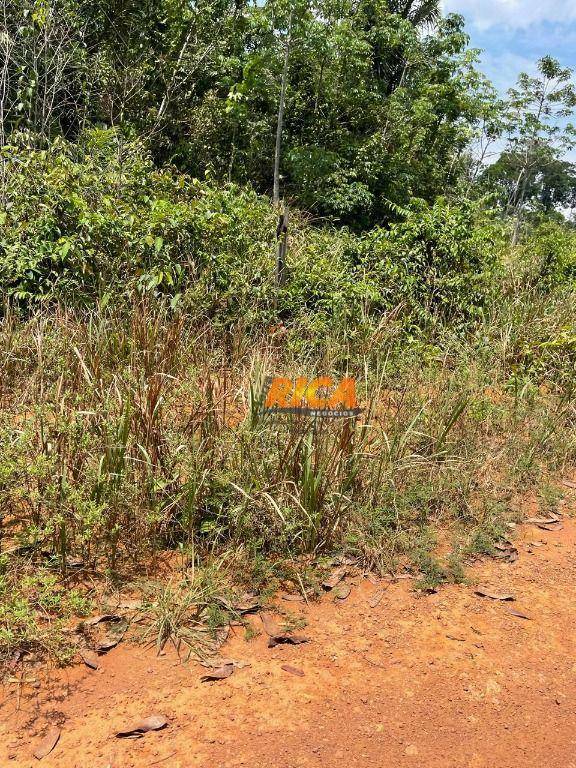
[368,586,388,608]
[282,594,304,602]
[561,478,576,489]
[260,613,280,637]
[493,543,519,563]
[322,566,347,591]
[200,663,234,682]
[33,727,60,760]
[507,608,530,620]
[117,599,144,611]
[80,650,100,670]
[214,625,230,647]
[116,714,168,739]
[281,664,305,677]
[526,512,561,526]
[234,594,260,614]
[334,584,351,601]
[97,638,119,653]
[536,522,563,532]
[235,601,260,614]
[268,633,309,648]
[84,614,121,627]
[201,658,249,670]
[474,589,515,601]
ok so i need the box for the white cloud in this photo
[478,50,535,91]
[442,0,576,30]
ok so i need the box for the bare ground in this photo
[2,503,576,768]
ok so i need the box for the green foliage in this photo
[479,56,576,239]
[0,0,501,226]
[0,568,90,663]
[138,568,237,656]
[356,197,501,324]
[0,272,575,664]
[522,221,576,288]
[0,130,274,307]
[1,131,503,335]
[483,149,576,214]
[228,7,492,225]
[2,0,576,673]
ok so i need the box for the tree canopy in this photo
[1,0,575,229]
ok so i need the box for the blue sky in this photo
[442,0,576,93]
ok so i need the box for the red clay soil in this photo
[2,513,576,768]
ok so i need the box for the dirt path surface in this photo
[2,513,576,768]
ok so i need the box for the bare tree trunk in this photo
[156,27,194,125]
[272,11,292,206]
[509,90,547,246]
[272,10,293,307]
[508,166,525,246]
[0,6,13,206]
[314,53,326,114]
[276,208,289,286]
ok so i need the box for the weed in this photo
[0,275,575,666]
[0,569,91,665]
[137,564,239,658]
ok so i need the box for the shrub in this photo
[521,221,576,289]
[0,129,278,310]
[1,132,502,338]
[355,197,502,326]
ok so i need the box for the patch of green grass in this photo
[539,482,562,514]
[137,565,240,658]
[464,508,511,558]
[278,611,308,633]
[0,568,92,665]
[413,551,447,592]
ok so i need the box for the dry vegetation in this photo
[1,271,575,665]
[2,0,576,672]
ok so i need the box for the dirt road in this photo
[2,512,576,768]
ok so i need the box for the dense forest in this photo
[0,1,575,663]
[1,0,576,307]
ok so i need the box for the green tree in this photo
[175,2,491,226]
[384,0,440,26]
[495,56,576,242]
[0,0,89,143]
[482,147,576,215]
